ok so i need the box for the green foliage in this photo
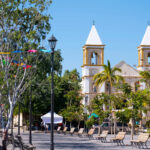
[115,110,130,125]
[120,89,150,127]
[59,69,83,125]
[0,0,52,51]
[85,116,98,128]
[89,93,110,124]
[140,71,150,88]
[146,120,150,128]
[115,83,132,95]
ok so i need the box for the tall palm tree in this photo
[93,60,124,136]
[93,60,124,94]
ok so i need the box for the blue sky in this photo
[45,0,150,76]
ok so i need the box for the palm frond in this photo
[112,67,122,73]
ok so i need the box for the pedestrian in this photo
[45,124,48,133]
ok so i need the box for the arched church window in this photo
[91,52,98,65]
[92,82,97,93]
[85,96,88,106]
[148,53,150,64]
[93,86,97,92]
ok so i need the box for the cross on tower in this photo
[93,20,95,25]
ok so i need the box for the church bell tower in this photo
[81,25,105,106]
[137,25,150,71]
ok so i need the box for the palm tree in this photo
[93,60,124,136]
[93,60,124,94]
[139,71,150,88]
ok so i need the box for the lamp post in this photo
[29,86,32,145]
[48,35,57,150]
[18,101,20,135]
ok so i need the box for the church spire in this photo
[85,25,103,45]
[137,24,150,71]
[141,25,150,45]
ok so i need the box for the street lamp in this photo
[29,86,32,145]
[48,35,57,150]
[18,101,20,135]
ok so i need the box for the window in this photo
[92,82,97,92]
[91,52,98,65]
[93,86,97,92]
[85,96,88,106]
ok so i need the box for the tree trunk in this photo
[2,105,15,150]
[70,122,71,130]
[110,113,113,135]
[5,104,14,132]
[11,114,13,135]
[78,121,80,130]
[113,117,116,136]
[131,118,134,140]
[122,123,124,131]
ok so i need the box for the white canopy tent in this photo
[41,112,63,124]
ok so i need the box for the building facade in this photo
[81,24,150,106]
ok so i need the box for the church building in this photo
[81,24,150,106]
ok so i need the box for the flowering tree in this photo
[0,0,52,132]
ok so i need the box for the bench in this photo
[62,127,68,135]
[130,133,149,149]
[70,127,75,135]
[5,134,21,149]
[15,135,36,150]
[111,132,126,145]
[96,130,109,142]
[84,128,95,139]
[77,128,84,137]
[56,126,61,134]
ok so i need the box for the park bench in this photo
[111,132,126,145]
[62,127,68,135]
[96,130,109,142]
[130,133,149,149]
[69,127,75,135]
[56,126,61,134]
[15,135,36,150]
[84,128,95,139]
[77,128,84,137]
[5,134,21,149]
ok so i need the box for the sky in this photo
[45,0,150,76]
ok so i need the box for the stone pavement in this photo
[21,131,150,150]
[1,131,150,150]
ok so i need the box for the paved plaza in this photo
[1,131,150,150]
[13,131,150,150]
